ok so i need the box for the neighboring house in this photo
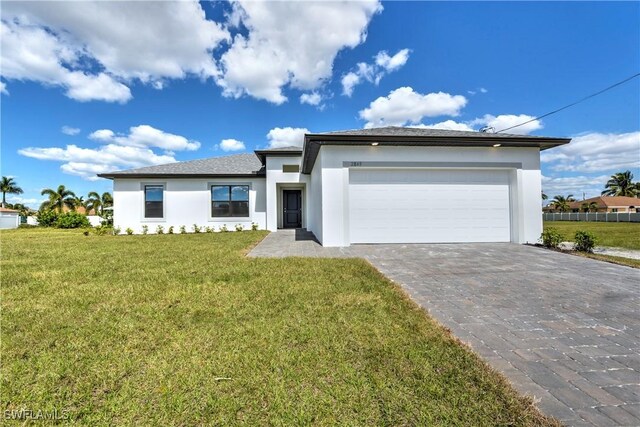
[99,127,569,247]
[0,207,20,229]
[564,196,639,213]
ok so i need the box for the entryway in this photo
[282,189,302,228]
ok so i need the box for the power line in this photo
[495,72,640,133]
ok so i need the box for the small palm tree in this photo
[40,185,76,212]
[550,194,575,212]
[1,176,23,208]
[602,171,638,197]
[581,201,598,213]
[86,191,113,216]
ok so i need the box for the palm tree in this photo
[581,201,598,213]
[40,185,76,212]
[72,195,85,211]
[602,171,638,197]
[541,191,548,201]
[1,176,23,208]
[86,191,113,216]
[550,194,575,212]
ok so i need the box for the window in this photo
[144,185,164,218]
[282,164,300,173]
[611,208,618,213]
[211,185,249,217]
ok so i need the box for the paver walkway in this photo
[249,230,640,426]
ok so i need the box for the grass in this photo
[1,228,557,426]
[544,221,640,250]
[572,252,640,269]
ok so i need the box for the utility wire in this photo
[495,72,640,133]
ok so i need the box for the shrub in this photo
[55,212,90,229]
[141,225,149,235]
[93,225,110,236]
[168,226,174,234]
[100,209,113,226]
[179,225,187,234]
[156,225,164,234]
[220,224,228,232]
[193,224,201,233]
[36,209,58,227]
[113,226,121,235]
[251,222,259,231]
[574,230,597,253]
[126,227,134,235]
[235,224,244,232]
[205,226,213,233]
[540,228,563,249]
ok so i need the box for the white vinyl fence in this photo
[543,212,640,223]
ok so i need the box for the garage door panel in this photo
[349,169,511,244]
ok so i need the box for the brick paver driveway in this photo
[250,231,640,426]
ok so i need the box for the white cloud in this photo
[411,120,474,131]
[542,174,611,199]
[219,138,246,152]
[359,87,467,128]
[300,92,323,107]
[266,127,309,148]
[18,125,201,180]
[341,48,410,96]
[1,1,228,102]
[61,126,80,136]
[0,81,8,95]
[479,87,488,93]
[6,195,43,206]
[470,114,542,135]
[217,0,382,104]
[541,131,640,173]
[88,125,200,151]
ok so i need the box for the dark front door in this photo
[283,190,302,228]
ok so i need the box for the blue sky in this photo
[1,1,639,208]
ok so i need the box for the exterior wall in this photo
[308,152,323,243]
[264,155,308,231]
[0,212,20,229]
[313,145,542,247]
[113,177,266,233]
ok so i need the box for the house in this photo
[566,196,640,213]
[99,127,570,246]
[0,207,20,229]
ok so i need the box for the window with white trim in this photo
[144,185,164,218]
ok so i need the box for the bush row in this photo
[36,210,90,229]
[540,228,597,253]
[114,223,260,235]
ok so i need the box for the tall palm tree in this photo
[541,191,548,201]
[602,171,638,197]
[72,196,85,211]
[550,194,575,212]
[40,185,76,212]
[1,176,23,208]
[86,191,113,216]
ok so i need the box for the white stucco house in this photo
[99,127,570,247]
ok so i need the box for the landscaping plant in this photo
[235,224,244,232]
[205,226,213,233]
[251,222,259,231]
[179,225,187,234]
[141,225,149,235]
[35,209,59,227]
[574,230,597,253]
[125,228,134,235]
[55,212,90,229]
[193,224,201,233]
[220,224,228,232]
[168,226,174,234]
[112,226,121,235]
[156,225,164,234]
[540,228,564,249]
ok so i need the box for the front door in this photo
[283,190,302,228]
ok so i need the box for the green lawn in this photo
[544,221,640,250]
[2,229,556,425]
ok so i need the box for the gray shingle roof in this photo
[98,153,264,178]
[319,126,556,139]
[257,145,302,151]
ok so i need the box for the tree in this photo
[86,191,113,216]
[581,201,598,213]
[541,191,548,200]
[602,171,639,197]
[72,196,85,211]
[1,176,23,208]
[550,194,575,212]
[40,185,76,213]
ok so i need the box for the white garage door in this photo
[349,169,511,244]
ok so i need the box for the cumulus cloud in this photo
[411,120,474,131]
[219,138,246,152]
[61,126,80,136]
[0,81,8,95]
[300,92,323,107]
[88,125,200,151]
[541,131,640,173]
[470,114,543,135]
[217,0,382,104]
[359,87,467,128]
[18,125,200,180]
[341,48,410,96]
[266,127,309,148]
[1,1,228,102]
[542,174,611,199]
